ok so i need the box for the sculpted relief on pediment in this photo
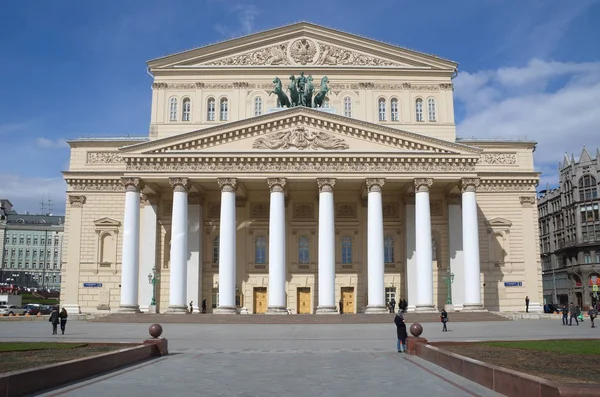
[205,38,402,67]
[252,127,349,150]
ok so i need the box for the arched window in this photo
[254,97,263,117]
[207,98,216,121]
[579,175,598,201]
[255,236,266,264]
[298,236,309,264]
[341,236,353,264]
[212,236,220,263]
[169,97,178,121]
[415,98,424,122]
[378,98,386,121]
[343,97,352,117]
[384,235,394,263]
[220,98,228,121]
[427,98,436,121]
[182,98,191,121]
[391,98,399,122]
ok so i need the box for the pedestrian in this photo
[59,308,68,335]
[440,309,448,332]
[569,302,578,326]
[394,312,407,353]
[562,305,569,326]
[588,307,596,328]
[201,299,207,314]
[49,306,59,335]
[525,296,530,313]
[189,301,194,314]
[390,298,396,314]
[339,299,343,314]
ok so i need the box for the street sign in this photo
[83,283,102,288]
[504,282,523,287]
[593,285,599,292]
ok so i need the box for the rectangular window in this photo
[298,236,310,264]
[385,287,396,305]
[19,236,24,244]
[33,237,38,245]
[212,288,219,309]
[341,236,353,264]
[584,253,592,264]
[596,253,600,263]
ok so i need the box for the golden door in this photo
[341,287,355,314]
[253,287,267,314]
[297,287,311,314]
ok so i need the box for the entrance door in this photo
[253,287,267,314]
[297,287,311,314]
[341,287,355,314]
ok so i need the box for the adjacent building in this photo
[61,22,543,315]
[0,199,65,290]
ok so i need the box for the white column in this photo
[186,194,203,313]
[414,178,435,312]
[405,203,417,312]
[168,177,189,313]
[365,178,387,313]
[461,178,484,311]
[138,194,158,313]
[119,178,143,313]
[316,178,337,314]
[266,178,287,314]
[448,199,465,311]
[216,178,238,314]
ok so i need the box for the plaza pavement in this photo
[0,319,597,396]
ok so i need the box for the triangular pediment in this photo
[148,22,456,71]
[487,218,512,228]
[93,217,121,228]
[120,107,480,157]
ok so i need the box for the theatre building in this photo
[60,23,543,314]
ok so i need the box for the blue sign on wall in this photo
[504,281,523,287]
[83,283,102,288]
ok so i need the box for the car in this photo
[0,305,26,316]
[22,304,43,315]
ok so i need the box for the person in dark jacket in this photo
[49,306,60,335]
[58,308,68,335]
[562,305,569,325]
[588,308,596,328]
[394,312,408,353]
[441,309,448,332]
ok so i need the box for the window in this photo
[212,288,219,309]
[169,97,178,121]
[427,98,436,121]
[596,253,600,263]
[298,236,309,264]
[579,175,598,201]
[254,97,263,116]
[378,98,386,121]
[580,204,599,223]
[182,98,191,121]
[391,98,399,121]
[341,236,353,264]
[343,97,352,117]
[385,287,396,305]
[33,237,38,245]
[54,237,59,245]
[416,98,424,122]
[584,253,592,264]
[384,235,395,263]
[26,236,31,245]
[19,235,24,244]
[12,236,16,244]
[207,98,216,121]
[212,236,219,263]
[219,98,228,121]
[255,236,266,264]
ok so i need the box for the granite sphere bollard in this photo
[410,322,423,337]
[149,323,163,339]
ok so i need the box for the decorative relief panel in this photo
[251,202,269,219]
[430,200,443,216]
[293,203,314,219]
[86,151,124,164]
[383,203,399,218]
[478,179,538,192]
[336,203,356,218]
[208,203,221,219]
[252,127,349,150]
[66,179,123,192]
[153,80,450,91]
[478,153,517,165]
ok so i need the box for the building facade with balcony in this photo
[0,199,64,290]
[538,148,600,308]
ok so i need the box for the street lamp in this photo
[442,269,455,305]
[148,267,160,306]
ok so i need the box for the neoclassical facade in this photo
[61,23,543,314]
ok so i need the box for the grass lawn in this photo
[483,340,600,355]
[20,293,60,305]
[0,342,87,352]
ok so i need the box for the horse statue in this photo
[271,77,291,108]
[288,75,300,107]
[303,75,314,108]
[313,76,329,108]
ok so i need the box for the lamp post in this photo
[147,267,160,307]
[442,269,455,305]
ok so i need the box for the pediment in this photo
[148,22,456,71]
[94,217,121,228]
[120,107,480,157]
[487,218,512,228]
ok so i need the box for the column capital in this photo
[169,177,190,193]
[317,178,336,193]
[460,178,480,193]
[267,178,287,192]
[68,195,86,208]
[122,177,144,193]
[217,178,238,192]
[414,178,433,193]
[366,178,385,192]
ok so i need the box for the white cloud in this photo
[35,137,69,149]
[455,59,600,187]
[214,2,259,38]
[0,174,66,215]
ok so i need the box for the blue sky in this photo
[1,0,599,215]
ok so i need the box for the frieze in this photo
[293,203,314,219]
[250,203,269,219]
[383,203,399,218]
[336,203,357,218]
[86,151,124,164]
[478,180,538,192]
[253,127,349,150]
[478,153,518,165]
[66,179,123,192]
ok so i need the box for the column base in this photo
[118,305,141,313]
[365,305,388,314]
[63,304,81,315]
[266,306,288,315]
[166,305,188,314]
[316,305,338,315]
[461,303,487,312]
[414,304,438,313]
[214,306,238,314]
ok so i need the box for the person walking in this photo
[588,307,596,328]
[562,305,569,326]
[525,296,530,313]
[49,306,59,335]
[189,301,194,314]
[441,309,449,332]
[201,299,207,314]
[394,312,407,353]
[569,302,579,326]
[339,299,343,314]
[389,298,396,314]
[58,308,68,335]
